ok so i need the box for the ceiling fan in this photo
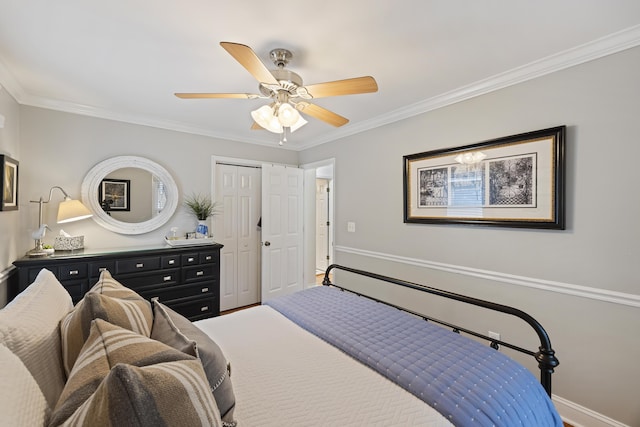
[175,42,378,143]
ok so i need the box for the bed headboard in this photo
[322,264,559,396]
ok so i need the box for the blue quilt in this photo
[266,286,562,427]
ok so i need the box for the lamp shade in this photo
[57,198,93,223]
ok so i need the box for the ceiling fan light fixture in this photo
[277,102,300,127]
[251,105,283,134]
[289,114,307,133]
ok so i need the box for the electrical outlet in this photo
[488,331,501,340]
[347,221,356,233]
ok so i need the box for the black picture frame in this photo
[403,126,566,229]
[99,178,131,211]
[0,154,19,211]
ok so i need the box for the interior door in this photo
[216,164,261,311]
[261,164,304,302]
[315,179,330,272]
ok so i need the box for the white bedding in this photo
[195,305,453,427]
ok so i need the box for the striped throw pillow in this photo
[60,270,153,376]
[151,300,236,425]
[50,319,222,427]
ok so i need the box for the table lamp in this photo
[28,186,93,257]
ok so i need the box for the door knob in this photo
[264,241,271,246]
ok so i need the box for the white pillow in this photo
[0,344,50,425]
[0,268,73,409]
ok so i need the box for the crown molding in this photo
[2,25,640,151]
[297,24,640,150]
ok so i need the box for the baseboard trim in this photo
[553,395,630,427]
[335,246,640,308]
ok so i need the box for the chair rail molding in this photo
[335,245,640,308]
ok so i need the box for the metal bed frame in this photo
[322,264,559,396]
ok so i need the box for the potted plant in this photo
[184,193,217,238]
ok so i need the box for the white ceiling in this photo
[1,1,639,150]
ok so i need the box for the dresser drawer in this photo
[166,297,218,321]
[182,264,214,283]
[89,260,116,278]
[181,253,199,266]
[58,263,88,281]
[140,281,215,303]
[116,256,161,274]
[162,255,181,268]
[115,269,180,291]
[199,251,218,264]
[62,279,90,304]
[26,266,56,284]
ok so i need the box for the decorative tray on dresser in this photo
[12,242,223,321]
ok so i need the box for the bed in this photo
[0,264,562,427]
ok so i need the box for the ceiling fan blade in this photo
[251,121,263,130]
[220,42,279,85]
[304,76,378,98]
[175,93,255,99]
[296,102,349,127]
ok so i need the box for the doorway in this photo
[213,156,335,307]
[302,159,335,285]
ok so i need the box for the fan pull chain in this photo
[279,127,288,146]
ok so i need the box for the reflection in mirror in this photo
[98,168,168,223]
[81,156,178,235]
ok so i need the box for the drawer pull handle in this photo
[200,306,209,312]
[168,260,175,265]
[201,287,209,293]
[136,263,144,268]
[164,276,172,281]
[69,270,79,275]
[98,267,107,272]
[188,257,195,262]
[205,256,212,260]
[196,271,204,276]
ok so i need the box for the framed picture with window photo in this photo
[403,126,566,229]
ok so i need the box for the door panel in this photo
[216,164,261,311]
[261,164,304,302]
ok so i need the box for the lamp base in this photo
[27,248,50,258]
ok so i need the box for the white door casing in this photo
[261,164,304,302]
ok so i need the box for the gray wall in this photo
[1,46,638,425]
[16,107,297,252]
[0,87,21,307]
[0,106,297,305]
[299,47,640,426]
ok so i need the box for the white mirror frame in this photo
[81,156,179,235]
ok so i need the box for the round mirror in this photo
[81,156,179,235]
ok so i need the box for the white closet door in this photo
[217,164,261,311]
[236,167,261,307]
[261,164,304,302]
[217,165,239,312]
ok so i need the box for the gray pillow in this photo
[151,300,236,425]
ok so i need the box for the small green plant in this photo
[184,193,217,220]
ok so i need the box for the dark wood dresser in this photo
[12,243,223,321]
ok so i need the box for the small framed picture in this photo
[0,155,19,211]
[99,178,131,211]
